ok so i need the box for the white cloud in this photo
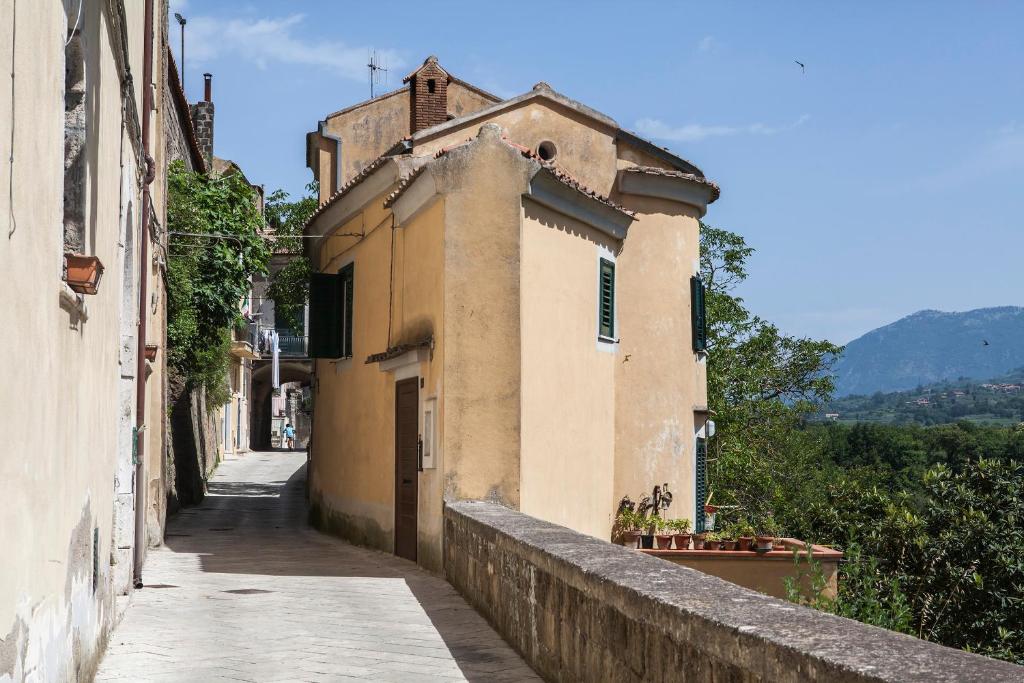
[697,36,715,53]
[636,114,810,142]
[185,13,402,81]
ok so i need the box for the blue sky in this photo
[169,1,1024,344]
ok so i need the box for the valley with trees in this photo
[701,222,1024,664]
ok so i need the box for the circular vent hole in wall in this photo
[537,141,557,161]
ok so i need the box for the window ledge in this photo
[59,283,89,321]
[597,335,619,344]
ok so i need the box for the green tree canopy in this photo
[264,181,318,330]
[167,161,269,402]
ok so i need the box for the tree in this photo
[800,459,1024,663]
[264,181,318,330]
[700,222,843,531]
[167,161,269,403]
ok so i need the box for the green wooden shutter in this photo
[308,272,342,358]
[340,263,354,358]
[599,258,615,339]
[691,275,707,353]
[695,436,707,533]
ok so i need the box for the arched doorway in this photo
[250,360,311,449]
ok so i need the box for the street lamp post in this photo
[174,12,186,92]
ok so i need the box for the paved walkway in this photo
[96,451,540,683]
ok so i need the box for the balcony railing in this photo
[250,323,308,358]
[277,335,308,357]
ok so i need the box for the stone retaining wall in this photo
[444,500,1023,682]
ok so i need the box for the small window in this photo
[599,258,615,340]
[537,140,557,162]
[690,275,707,353]
[427,78,436,94]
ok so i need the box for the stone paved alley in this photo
[95,452,540,682]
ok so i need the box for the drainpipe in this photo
[133,0,156,589]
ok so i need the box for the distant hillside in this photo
[821,368,1024,426]
[832,306,1024,397]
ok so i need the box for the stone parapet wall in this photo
[444,500,1023,682]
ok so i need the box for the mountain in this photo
[832,306,1024,397]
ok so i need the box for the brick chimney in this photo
[405,56,449,134]
[190,73,214,170]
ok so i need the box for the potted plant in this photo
[65,254,104,295]
[636,483,673,551]
[669,518,692,550]
[691,531,707,550]
[653,516,673,550]
[638,514,655,549]
[704,531,723,551]
[614,497,641,548]
[720,533,738,551]
[755,518,779,553]
[733,521,756,551]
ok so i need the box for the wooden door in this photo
[394,378,419,561]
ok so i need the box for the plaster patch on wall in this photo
[638,418,686,484]
[1,500,111,683]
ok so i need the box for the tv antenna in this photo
[368,50,388,98]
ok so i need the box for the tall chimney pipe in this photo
[204,73,212,102]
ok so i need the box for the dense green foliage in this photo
[264,181,318,330]
[821,369,1024,425]
[701,221,1024,663]
[167,161,269,403]
[701,222,842,529]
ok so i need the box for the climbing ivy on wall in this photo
[166,160,269,405]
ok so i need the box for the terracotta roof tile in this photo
[305,154,395,228]
[499,134,634,216]
[384,132,633,218]
[621,165,720,203]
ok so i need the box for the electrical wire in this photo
[65,0,83,47]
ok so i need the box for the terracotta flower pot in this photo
[655,535,673,550]
[639,534,654,549]
[672,534,692,550]
[144,344,159,362]
[755,536,774,553]
[705,539,722,551]
[721,539,737,551]
[691,534,706,550]
[65,254,104,295]
[737,536,754,551]
[621,531,640,548]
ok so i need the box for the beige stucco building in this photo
[305,57,718,572]
[0,1,197,679]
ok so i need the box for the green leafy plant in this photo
[167,161,269,402]
[263,181,318,330]
[669,518,692,534]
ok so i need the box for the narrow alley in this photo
[95,452,539,683]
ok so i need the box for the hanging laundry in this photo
[272,330,280,389]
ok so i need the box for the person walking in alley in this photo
[284,423,295,450]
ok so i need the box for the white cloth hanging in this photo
[272,330,280,389]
